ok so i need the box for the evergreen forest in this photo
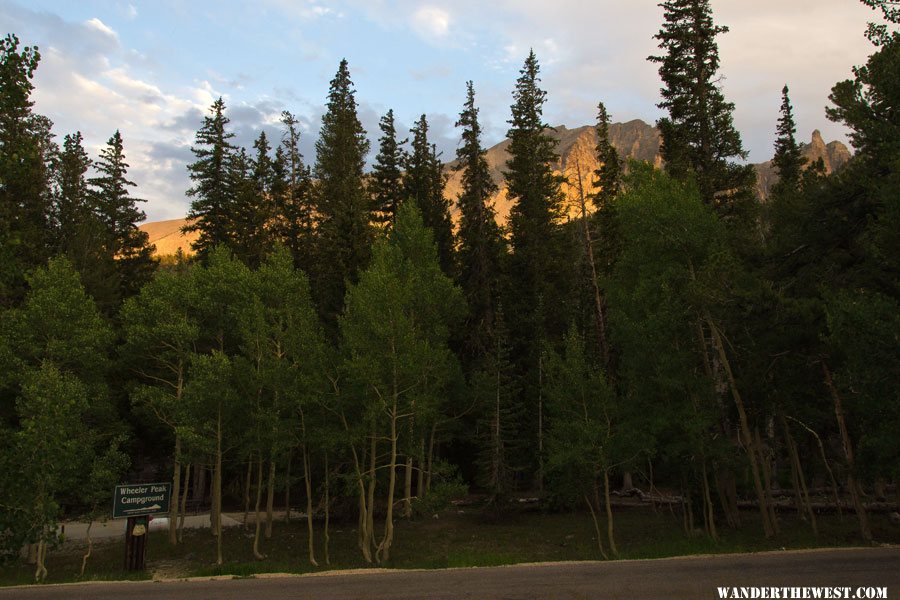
[0,0,898,582]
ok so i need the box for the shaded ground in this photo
[2,507,898,587]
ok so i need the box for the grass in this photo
[2,506,897,587]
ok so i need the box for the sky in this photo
[1,0,885,221]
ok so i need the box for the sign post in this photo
[113,483,171,571]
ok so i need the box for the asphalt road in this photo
[2,547,898,599]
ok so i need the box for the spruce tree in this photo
[54,132,118,311]
[54,132,93,244]
[313,59,371,324]
[227,146,262,266]
[591,102,622,209]
[0,34,53,305]
[184,97,237,259]
[89,130,155,300]
[772,85,806,195]
[503,50,566,484]
[370,109,405,228]
[402,114,454,276]
[454,81,502,363]
[648,0,755,214]
[278,111,315,273]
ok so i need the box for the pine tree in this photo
[90,130,155,298]
[54,132,118,311]
[54,132,93,245]
[772,85,806,195]
[184,97,237,259]
[592,102,621,210]
[231,131,274,267]
[503,50,567,485]
[370,109,405,228]
[228,146,262,266]
[277,111,315,273]
[313,59,371,324]
[402,114,454,276]
[454,81,502,363]
[648,0,755,214]
[0,34,53,305]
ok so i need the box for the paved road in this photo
[2,547,898,599]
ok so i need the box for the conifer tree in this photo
[504,50,567,484]
[313,59,371,323]
[772,85,806,195]
[54,132,117,311]
[0,34,53,304]
[454,81,502,363]
[278,111,315,273]
[402,114,454,276]
[648,0,755,214]
[90,130,155,298]
[592,102,622,209]
[184,97,237,259]
[231,131,275,267]
[370,109,405,228]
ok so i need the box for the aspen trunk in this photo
[284,451,292,522]
[403,456,413,518]
[824,363,872,542]
[365,433,377,558]
[701,459,717,542]
[788,415,843,520]
[253,454,265,559]
[603,469,618,556]
[586,487,607,559]
[781,414,817,535]
[265,458,276,539]
[170,435,181,545]
[34,538,47,582]
[243,459,252,528]
[324,452,331,566]
[215,407,223,565]
[179,463,191,542]
[426,424,436,492]
[754,428,779,534]
[79,521,93,577]
[377,405,399,563]
[302,442,318,566]
[706,315,775,538]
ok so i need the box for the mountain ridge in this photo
[141,119,851,256]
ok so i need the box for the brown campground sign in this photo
[112,483,171,519]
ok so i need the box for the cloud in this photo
[84,17,117,40]
[411,6,451,39]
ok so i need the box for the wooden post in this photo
[124,516,148,571]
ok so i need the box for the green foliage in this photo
[606,165,734,470]
[370,109,405,228]
[772,85,806,195]
[648,0,756,218]
[402,114,454,276]
[454,82,502,364]
[90,130,156,302]
[185,97,237,259]
[0,34,53,304]
[545,327,617,506]
[825,290,900,481]
[313,59,371,326]
[275,112,316,273]
[592,101,622,209]
[341,203,463,408]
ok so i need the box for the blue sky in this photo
[1,0,883,221]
